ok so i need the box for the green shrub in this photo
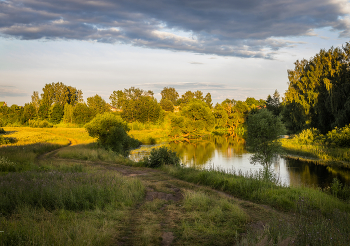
[325,124,350,147]
[143,146,180,168]
[0,127,5,134]
[85,113,141,156]
[29,119,53,128]
[293,128,323,145]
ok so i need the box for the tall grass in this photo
[0,171,144,216]
[162,165,350,214]
[281,138,350,165]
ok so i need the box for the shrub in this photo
[325,124,350,147]
[0,127,5,134]
[29,119,53,128]
[85,113,141,156]
[143,147,180,168]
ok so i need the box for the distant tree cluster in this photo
[0,82,110,126]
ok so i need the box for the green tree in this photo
[266,90,281,116]
[160,87,179,105]
[31,91,41,118]
[49,104,64,124]
[204,93,213,108]
[87,94,110,117]
[23,103,36,123]
[63,103,74,123]
[85,113,140,156]
[180,91,195,104]
[170,99,215,139]
[160,98,174,112]
[246,109,286,174]
[72,103,93,125]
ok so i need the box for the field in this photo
[1,127,350,245]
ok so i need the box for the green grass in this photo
[176,189,247,245]
[281,138,350,167]
[161,165,350,214]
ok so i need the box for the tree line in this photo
[0,83,268,137]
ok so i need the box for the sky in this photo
[1,0,350,106]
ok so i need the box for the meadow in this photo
[1,126,350,245]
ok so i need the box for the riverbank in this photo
[281,138,350,169]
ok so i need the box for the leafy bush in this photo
[143,146,180,168]
[85,113,141,156]
[292,128,323,145]
[0,127,5,134]
[29,119,53,128]
[325,124,350,147]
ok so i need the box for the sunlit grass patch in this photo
[281,138,350,165]
[56,143,135,166]
[171,190,247,245]
[129,129,170,144]
[162,165,350,214]
[0,206,124,246]
[0,171,145,216]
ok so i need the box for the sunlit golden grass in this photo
[57,143,133,165]
[281,139,350,166]
[129,128,170,144]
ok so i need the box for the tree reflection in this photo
[169,135,246,166]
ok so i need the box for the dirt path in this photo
[42,147,294,246]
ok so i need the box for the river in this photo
[129,135,350,188]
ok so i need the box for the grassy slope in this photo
[1,127,350,245]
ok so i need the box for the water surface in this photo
[129,135,350,188]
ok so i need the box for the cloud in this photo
[1,0,350,58]
[0,85,28,97]
[189,62,203,64]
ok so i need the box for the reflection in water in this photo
[129,135,350,188]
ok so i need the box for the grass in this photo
[129,128,170,144]
[281,138,350,167]
[161,165,350,214]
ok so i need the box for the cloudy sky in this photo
[1,0,350,106]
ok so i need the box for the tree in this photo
[160,87,179,105]
[246,109,286,175]
[31,91,41,117]
[23,103,36,123]
[49,104,64,124]
[169,99,215,139]
[87,94,110,117]
[72,103,93,124]
[63,103,74,123]
[180,91,195,104]
[266,90,281,116]
[85,113,141,156]
[204,93,213,108]
[160,98,174,112]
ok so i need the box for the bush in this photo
[292,128,323,145]
[325,124,350,147]
[143,147,180,168]
[0,127,5,134]
[85,113,141,156]
[29,120,53,128]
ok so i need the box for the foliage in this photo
[169,100,215,139]
[266,90,281,116]
[29,119,53,128]
[111,87,163,123]
[0,127,5,134]
[73,102,93,124]
[23,103,36,123]
[62,103,74,123]
[142,146,180,168]
[87,94,110,117]
[284,43,350,133]
[85,113,141,156]
[160,86,179,105]
[49,103,64,124]
[246,109,286,169]
[160,98,174,112]
[325,124,350,147]
[40,82,83,108]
